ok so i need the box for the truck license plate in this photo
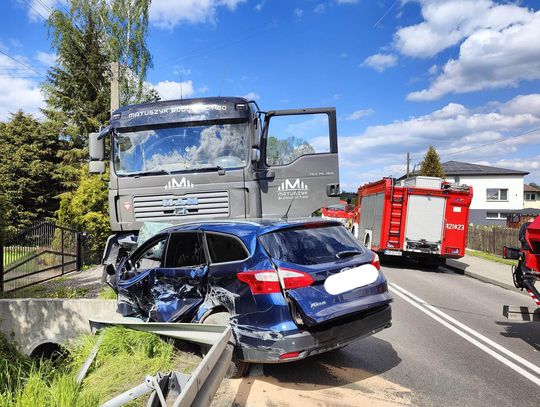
[384,250,402,256]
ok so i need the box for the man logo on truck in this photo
[277,178,310,200]
[165,177,195,190]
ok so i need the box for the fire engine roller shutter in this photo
[405,195,445,243]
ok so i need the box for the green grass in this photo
[0,284,89,300]
[465,249,518,266]
[98,286,116,300]
[0,326,198,406]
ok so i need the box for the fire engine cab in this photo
[351,177,473,266]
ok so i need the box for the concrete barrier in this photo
[0,299,119,355]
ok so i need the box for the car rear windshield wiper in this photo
[335,250,363,259]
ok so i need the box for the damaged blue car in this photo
[110,219,392,377]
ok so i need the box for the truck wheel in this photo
[202,312,250,379]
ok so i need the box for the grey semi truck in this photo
[89,96,340,267]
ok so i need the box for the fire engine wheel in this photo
[201,312,250,379]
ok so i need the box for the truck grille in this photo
[133,191,230,222]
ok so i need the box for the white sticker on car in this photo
[324,264,379,295]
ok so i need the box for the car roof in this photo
[163,218,343,237]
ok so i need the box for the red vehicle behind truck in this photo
[351,177,473,266]
[321,200,354,226]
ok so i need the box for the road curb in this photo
[444,263,520,293]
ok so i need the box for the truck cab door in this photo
[259,108,340,218]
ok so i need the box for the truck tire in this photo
[202,312,250,379]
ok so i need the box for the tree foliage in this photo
[267,136,315,166]
[419,145,445,178]
[57,167,110,257]
[0,112,62,233]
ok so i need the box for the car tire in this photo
[202,312,250,379]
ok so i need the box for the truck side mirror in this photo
[89,132,105,174]
[89,132,104,161]
[89,161,105,174]
[251,147,260,163]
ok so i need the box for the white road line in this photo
[390,282,540,376]
[388,285,540,387]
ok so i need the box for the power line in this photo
[0,49,46,78]
[21,0,49,21]
[373,0,400,28]
[412,126,540,161]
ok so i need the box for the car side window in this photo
[206,233,249,264]
[134,237,167,269]
[164,232,206,267]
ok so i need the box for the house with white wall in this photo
[442,161,528,226]
[524,184,540,209]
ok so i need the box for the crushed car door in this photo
[117,231,208,322]
[259,108,340,218]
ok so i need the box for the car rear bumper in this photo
[236,304,392,363]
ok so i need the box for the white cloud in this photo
[293,8,304,18]
[154,80,195,100]
[394,0,533,58]
[254,1,265,11]
[314,4,326,14]
[345,109,374,120]
[35,51,57,66]
[336,93,540,187]
[361,53,397,72]
[336,0,359,4]
[242,92,260,100]
[150,0,246,29]
[198,85,210,93]
[408,11,540,101]
[0,54,44,120]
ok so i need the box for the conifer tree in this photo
[0,112,62,232]
[419,145,445,178]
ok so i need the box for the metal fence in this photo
[0,222,83,292]
[466,225,520,255]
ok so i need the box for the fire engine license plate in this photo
[384,250,402,256]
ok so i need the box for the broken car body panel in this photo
[112,219,392,363]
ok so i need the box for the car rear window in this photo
[259,225,364,265]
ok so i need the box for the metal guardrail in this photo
[89,319,233,407]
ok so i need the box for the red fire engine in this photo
[351,177,473,266]
[321,200,354,226]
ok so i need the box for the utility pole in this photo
[406,152,410,178]
[110,61,120,112]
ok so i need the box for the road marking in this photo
[389,283,540,387]
[391,283,540,376]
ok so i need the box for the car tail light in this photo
[237,270,281,294]
[279,351,301,360]
[371,252,380,270]
[278,268,314,289]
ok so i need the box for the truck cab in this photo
[89,97,340,265]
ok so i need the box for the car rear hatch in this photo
[259,223,392,328]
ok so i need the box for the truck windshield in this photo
[113,121,249,175]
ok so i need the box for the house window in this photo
[486,212,509,220]
[486,188,508,201]
[525,193,537,201]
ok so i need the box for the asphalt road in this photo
[214,260,540,407]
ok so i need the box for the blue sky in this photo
[1,0,540,190]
